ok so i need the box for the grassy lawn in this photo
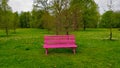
[0,28,120,68]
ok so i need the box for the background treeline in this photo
[0,0,120,36]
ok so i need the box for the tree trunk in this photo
[55,23,59,35]
[83,22,86,31]
[65,27,69,35]
[13,25,16,33]
[14,28,16,33]
[73,11,78,31]
[47,29,50,34]
[5,27,8,37]
[66,31,69,35]
[109,26,112,40]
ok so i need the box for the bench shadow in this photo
[48,48,74,54]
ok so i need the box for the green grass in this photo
[0,28,120,68]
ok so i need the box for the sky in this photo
[8,0,120,14]
[8,0,33,13]
[94,0,120,14]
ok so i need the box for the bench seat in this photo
[44,44,77,48]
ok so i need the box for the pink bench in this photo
[43,35,77,55]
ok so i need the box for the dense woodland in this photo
[0,0,120,36]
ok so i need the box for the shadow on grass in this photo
[10,32,18,34]
[102,38,119,41]
[48,48,74,54]
[78,28,107,32]
[47,47,82,55]
[14,45,31,51]
[118,29,120,31]
[0,35,13,37]
[25,48,30,51]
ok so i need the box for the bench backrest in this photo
[44,35,75,45]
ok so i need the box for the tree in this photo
[100,10,120,40]
[0,0,12,36]
[51,0,72,35]
[81,0,99,30]
[108,0,113,40]
[100,11,114,40]
[70,0,83,31]
[33,0,72,35]
[0,2,2,24]
[12,12,19,33]
[70,0,100,31]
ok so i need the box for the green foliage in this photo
[30,10,44,28]
[100,11,120,28]
[19,12,31,28]
[70,0,100,30]
[100,11,113,28]
[19,0,100,34]
[11,12,19,33]
[112,11,120,28]
[41,12,55,30]
[33,0,73,34]
[0,0,13,36]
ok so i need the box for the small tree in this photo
[0,0,12,36]
[100,11,114,40]
[108,0,113,40]
[12,12,19,33]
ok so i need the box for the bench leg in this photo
[45,48,48,55]
[72,48,76,54]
